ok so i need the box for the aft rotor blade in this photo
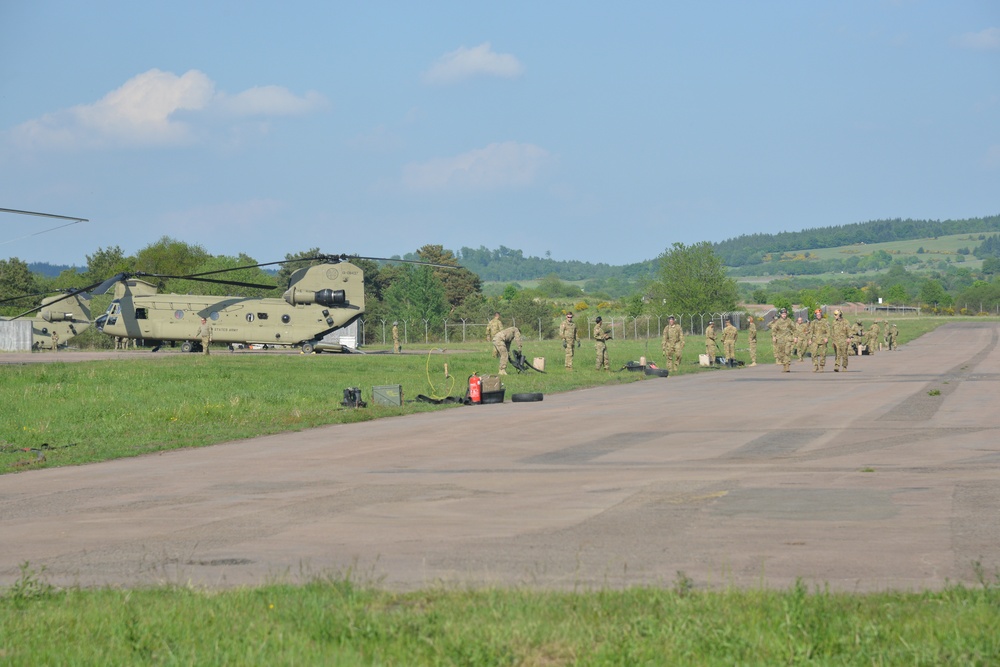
[169,275,277,290]
[350,255,463,270]
[92,273,129,295]
[9,285,96,320]
[132,271,276,290]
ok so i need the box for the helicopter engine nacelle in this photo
[41,310,74,322]
[282,287,346,307]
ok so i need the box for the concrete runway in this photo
[2,322,998,592]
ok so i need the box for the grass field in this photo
[1,570,998,665]
[792,232,988,263]
[4,318,998,665]
[733,232,991,283]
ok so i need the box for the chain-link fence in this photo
[359,312,788,346]
[357,304,950,346]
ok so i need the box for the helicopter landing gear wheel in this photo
[181,341,194,353]
[301,341,315,354]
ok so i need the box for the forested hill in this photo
[28,262,81,277]
[714,214,1000,267]
[408,245,656,283]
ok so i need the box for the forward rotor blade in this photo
[0,207,88,222]
[0,291,53,306]
[0,208,89,247]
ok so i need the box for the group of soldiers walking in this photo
[476,309,900,376]
[667,309,900,374]
[761,308,898,373]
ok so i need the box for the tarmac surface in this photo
[2,322,998,592]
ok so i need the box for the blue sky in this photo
[1,1,998,268]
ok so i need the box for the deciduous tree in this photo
[649,242,738,316]
[416,244,482,311]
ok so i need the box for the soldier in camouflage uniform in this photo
[722,318,738,366]
[793,316,809,362]
[661,315,685,372]
[747,316,758,367]
[704,321,717,363]
[486,312,503,357]
[197,317,213,355]
[887,322,899,350]
[768,308,796,372]
[593,316,611,371]
[808,308,830,372]
[852,320,864,355]
[831,309,853,372]
[493,325,523,376]
[867,320,880,355]
[559,312,580,369]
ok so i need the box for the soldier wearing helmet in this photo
[808,308,830,372]
[661,315,685,372]
[768,308,796,373]
[593,316,611,371]
[831,309,852,372]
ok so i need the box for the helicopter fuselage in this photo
[96,262,365,351]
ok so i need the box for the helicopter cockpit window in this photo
[174,310,185,320]
[135,308,148,320]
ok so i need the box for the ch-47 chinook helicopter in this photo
[1,290,92,350]
[92,254,449,353]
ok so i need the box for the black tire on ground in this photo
[511,392,544,402]
[181,341,194,353]
[301,342,314,354]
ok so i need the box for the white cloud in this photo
[955,27,1000,51]
[9,69,326,150]
[421,43,524,85]
[403,142,550,192]
[215,86,327,117]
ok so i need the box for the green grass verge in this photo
[1,567,998,665]
[0,317,955,473]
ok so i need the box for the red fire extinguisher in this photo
[468,374,482,404]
